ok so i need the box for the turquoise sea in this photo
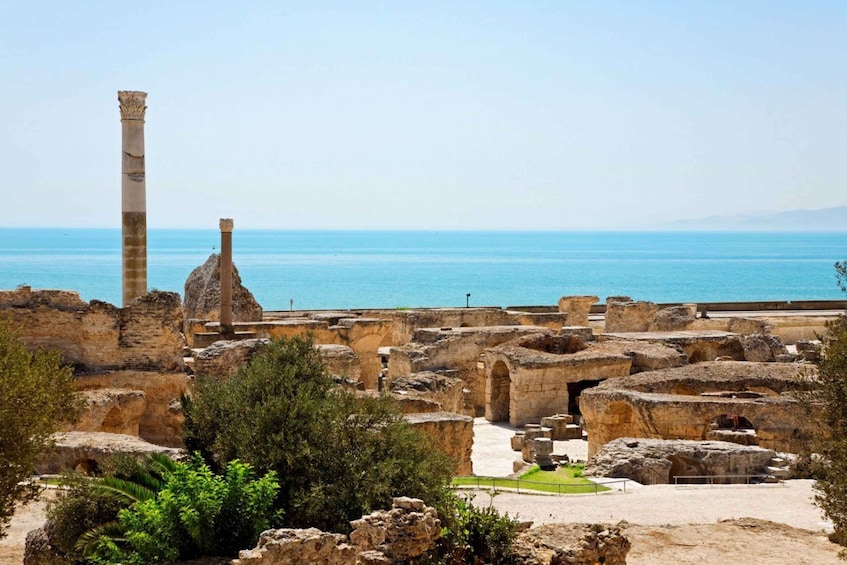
[0,229,845,311]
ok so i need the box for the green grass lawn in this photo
[452,464,610,494]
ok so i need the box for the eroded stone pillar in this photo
[219,218,234,335]
[118,91,148,306]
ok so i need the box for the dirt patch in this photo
[625,518,842,564]
[0,491,54,565]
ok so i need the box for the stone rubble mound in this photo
[233,497,440,565]
[513,522,631,565]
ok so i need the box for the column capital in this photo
[219,218,234,232]
[118,91,147,121]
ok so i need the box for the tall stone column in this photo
[118,91,148,306]
[219,218,234,336]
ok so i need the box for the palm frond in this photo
[74,520,125,557]
[90,476,157,505]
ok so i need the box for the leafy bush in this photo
[430,492,520,565]
[89,457,278,564]
[0,319,83,538]
[182,334,454,533]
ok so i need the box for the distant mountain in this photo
[659,206,847,231]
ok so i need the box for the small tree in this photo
[806,262,847,553]
[811,314,847,549]
[0,319,82,538]
[182,334,454,533]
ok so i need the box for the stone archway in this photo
[487,361,511,422]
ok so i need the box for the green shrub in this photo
[49,454,176,562]
[182,334,453,533]
[0,319,83,538]
[430,492,520,565]
[89,457,278,564]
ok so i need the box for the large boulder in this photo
[183,254,262,324]
[585,437,777,484]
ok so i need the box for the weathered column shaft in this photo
[219,218,234,333]
[118,91,148,306]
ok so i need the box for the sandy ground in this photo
[0,419,841,564]
[0,492,54,565]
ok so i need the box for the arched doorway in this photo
[487,361,511,422]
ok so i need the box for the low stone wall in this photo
[389,308,566,345]
[0,288,184,372]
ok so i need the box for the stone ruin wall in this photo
[579,362,817,457]
[405,412,474,476]
[388,325,556,415]
[0,288,188,447]
[0,287,184,372]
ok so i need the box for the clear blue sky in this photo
[1,1,845,229]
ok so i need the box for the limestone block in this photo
[604,300,660,333]
[350,497,440,560]
[796,340,822,363]
[318,344,362,384]
[652,305,696,331]
[405,412,474,476]
[557,295,598,327]
[560,326,595,342]
[534,437,554,456]
[234,499,440,565]
[541,414,574,440]
[511,432,525,451]
[389,372,465,414]
[183,253,262,324]
[564,424,583,440]
[193,338,270,379]
[742,335,774,362]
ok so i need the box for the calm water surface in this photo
[0,229,844,310]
